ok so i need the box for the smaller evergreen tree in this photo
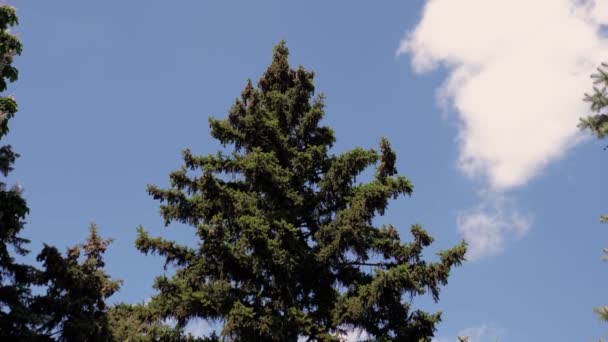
[34,224,121,341]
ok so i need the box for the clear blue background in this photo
[5,1,608,340]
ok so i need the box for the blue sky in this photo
[5,1,608,340]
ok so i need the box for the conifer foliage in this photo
[107,303,188,342]
[580,62,608,144]
[0,5,39,338]
[138,42,466,341]
[580,62,608,324]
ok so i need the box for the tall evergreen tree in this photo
[0,5,42,338]
[138,41,466,341]
[580,62,608,324]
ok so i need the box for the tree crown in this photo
[135,41,466,341]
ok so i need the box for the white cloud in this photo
[432,324,506,342]
[431,337,452,342]
[184,318,218,338]
[340,328,369,342]
[298,327,369,342]
[457,324,506,342]
[399,0,608,190]
[457,194,530,261]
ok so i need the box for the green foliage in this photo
[108,303,199,342]
[138,41,466,341]
[597,246,608,323]
[580,62,608,141]
[596,305,608,322]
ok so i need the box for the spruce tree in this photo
[138,41,466,341]
[0,6,42,338]
[34,224,122,341]
[580,62,608,323]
